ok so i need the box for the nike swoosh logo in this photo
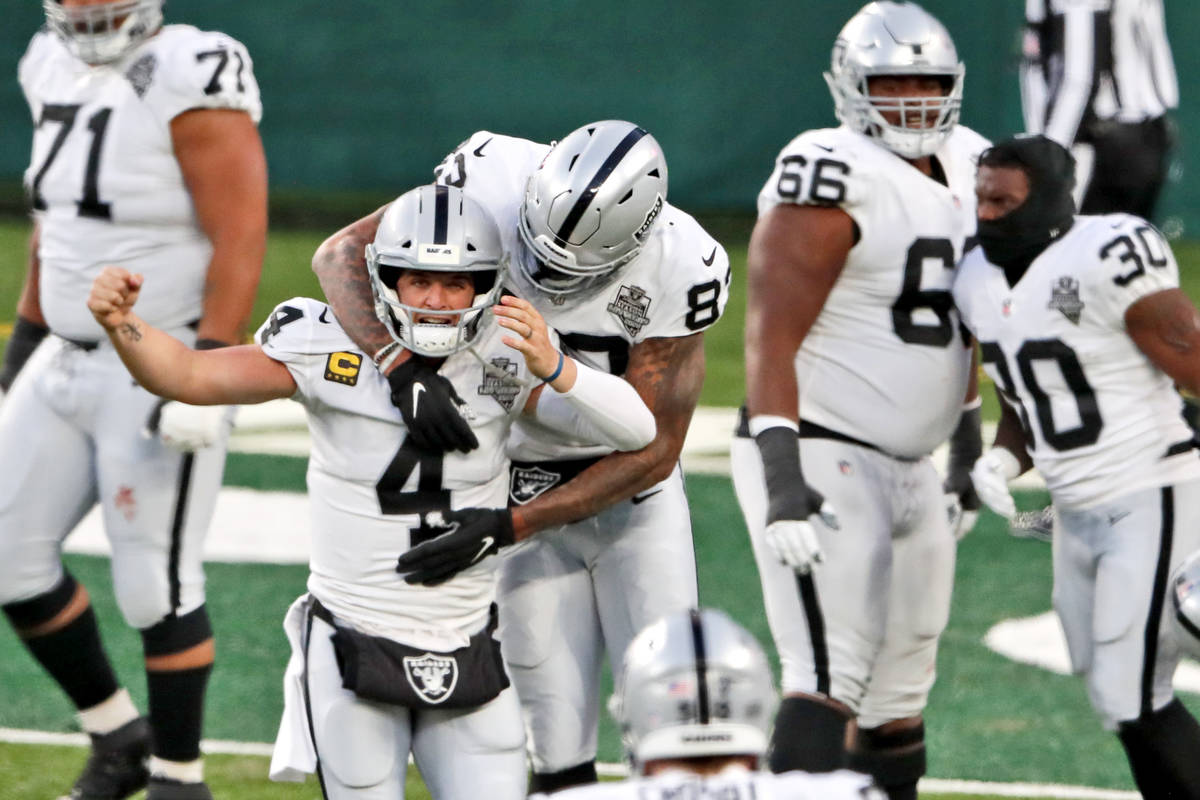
[473,137,494,157]
[472,536,495,563]
[1108,510,1131,526]
[318,307,330,323]
[702,247,717,267]
[631,489,663,505]
[412,383,425,417]
[814,143,834,152]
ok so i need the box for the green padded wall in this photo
[1,2,1194,231]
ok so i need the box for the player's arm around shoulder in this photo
[89,267,295,405]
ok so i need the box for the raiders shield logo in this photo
[478,358,521,410]
[125,53,157,98]
[403,653,459,704]
[510,466,561,505]
[1048,276,1084,324]
[607,285,652,337]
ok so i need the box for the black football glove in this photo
[386,357,479,453]
[943,404,983,539]
[396,508,515,586]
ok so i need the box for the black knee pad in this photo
[529,761,597,793]
[1117,699,1200,800]
[2,572,79,631]
[140,605,213,659]
[849,718,926,800]
[768,695,852,774]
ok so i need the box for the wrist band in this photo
[374,340,402,371]
[544,352,565,384]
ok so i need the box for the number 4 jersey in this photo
[19,25,262,340]
[257,298,539,648]
[757,124,990,459]
[953,214,1200,509]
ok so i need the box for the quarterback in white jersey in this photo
[543,608,884,800]
[956,134,1200,800]
[733,4,988,800]
[0,2,265,798]
[85,185,656,800]
[313,120,729,792]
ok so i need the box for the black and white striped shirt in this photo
[1021,0,1178,145]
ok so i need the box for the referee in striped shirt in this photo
[1020,0,1178,221]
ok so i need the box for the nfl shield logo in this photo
[510,466,561,505]
[403,653,459,704]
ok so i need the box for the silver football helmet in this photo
[613,608,777,773]
[1170,549,1200,661]
[825,1,964,159]
[367,185,507,358]
[43,0,164,65]
[517,120,667,297]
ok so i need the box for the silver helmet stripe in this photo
[553,126,649,246]
[689,608,710,724]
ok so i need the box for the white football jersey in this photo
[256,298,538,650]
[20,25,262,340]
[758,125,990,458]
[435,130,731,461]
[953,214,1200,509]
[544,767,881,800]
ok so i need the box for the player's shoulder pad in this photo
[654,203,731,286]
[256,297,357,358]
[139,25,262,124]
[763,126,867,211]
[18,28,61,91]
[434,129,548,183]
[1077,213,1178,288]
[945,125,992,161]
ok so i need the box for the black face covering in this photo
[976,135,1077,285]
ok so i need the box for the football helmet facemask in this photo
[825,1,964,159]
[518,120,667,298]
[613,608,778,773]
[367,185,507,358]
[44,0,164,65]
[1170,549,1200,661]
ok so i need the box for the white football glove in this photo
[152,401,234,452]
[764,503,839,575]
[969,448,1022,520]
[944,493,979,541]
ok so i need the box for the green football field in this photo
[3,216,1200,798]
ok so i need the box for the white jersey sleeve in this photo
[1087,214,1180,325]
[757,128,870,218]
[143,26,262,125]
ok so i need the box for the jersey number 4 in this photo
[376,438,451,548]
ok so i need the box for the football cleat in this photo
[146,777,214,800]
[61,716,151,800]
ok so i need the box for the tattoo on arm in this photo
[512,334,705,538]
[311,207,393,361]
[118,322,142,342]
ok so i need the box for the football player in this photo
[0,2,265,798]
[85,185,657,800]
[957,134,1200,800]
[538,608,884,800]
[730,4,989,799]
[313,119,729,792]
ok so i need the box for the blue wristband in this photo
[543,352,565,384]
